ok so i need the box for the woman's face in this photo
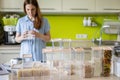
[25,4,36,18]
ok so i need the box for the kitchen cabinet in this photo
[62,0,95,13]
[96,0,120,12]
[0,0,120,13]
[0,0,24,12]
[38,0,62,13]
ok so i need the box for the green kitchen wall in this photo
[0,13,118,40]
[44,14,118,40]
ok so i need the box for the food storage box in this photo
[9,46,85,80]
[113,55,120,77]
[83,47,94,78]
[9,62,57,80]
[42,47,85,80]
[102,47,112,77]
[91,47,103,77]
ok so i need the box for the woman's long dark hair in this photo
[24,0,42,29]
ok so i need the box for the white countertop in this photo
[0,44,20,49]
[0,74,119,80]
[0,44,20,53]
[0,40,114,54]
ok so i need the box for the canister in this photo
[102,47,112,77]
[91,47,102,77]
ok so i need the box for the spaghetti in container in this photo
[101,46,112,77]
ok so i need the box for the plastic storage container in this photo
[102,47,112,77]
[113,55,120,77]
[91,46,112,77]
[72,47,85,78]
[42,45,85,80]
[84,47,94,78]
[91,47,103,77]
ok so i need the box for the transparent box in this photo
[84,47,94,78]
[42,47,85,80]
[91,47,103,77]
[113,55,120,77]
[10,45,85,80]
[101,47,112,77]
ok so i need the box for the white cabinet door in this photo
[96,0,120,12]
[0,0,24,12]
[63,0,95,13]
[38,0,62,13]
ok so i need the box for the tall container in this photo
[42,46,85,80]
[113,55,120,77]
[91,47,103,77]
[72,47,85,79]
[102,47,112,77]
[84,47,94,78]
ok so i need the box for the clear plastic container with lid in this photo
[91,47,103,77]
[84,47,94,78]
[42,42,85,80]
[102,47,112,77]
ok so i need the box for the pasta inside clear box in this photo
[9,48,85,80]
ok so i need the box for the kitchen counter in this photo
[0,44,20,53]
[0,74,119,80]
[0,40,115,54]
[0,41,118,80]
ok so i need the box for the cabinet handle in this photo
[41,8,55,10]
[104,8,120,10]
[70,8,88,10]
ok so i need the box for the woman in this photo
[15,0,51,62]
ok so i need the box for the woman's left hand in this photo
[28,29,51,42]
[28,30,41,38]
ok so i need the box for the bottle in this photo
[88,17,91,26]
[83,17,87,26]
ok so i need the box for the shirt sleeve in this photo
[44,18,50,33]
[16,19,21,34]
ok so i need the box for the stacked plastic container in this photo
[42,39,85,80]
[9,39,85,80]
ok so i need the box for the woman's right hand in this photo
[15,31,28,43]
[21,31,28,40]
